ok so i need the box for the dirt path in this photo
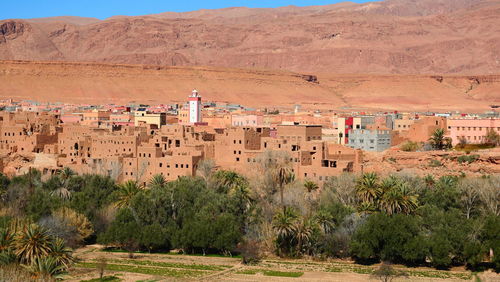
[198,262,244,281]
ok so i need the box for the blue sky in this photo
[1,0,375,20]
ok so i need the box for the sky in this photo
[1,0,375,20]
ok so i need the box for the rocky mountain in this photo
[1,0,499,74]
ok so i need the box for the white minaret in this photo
[188,89,202,124]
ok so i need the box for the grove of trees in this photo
[0,154,499,278]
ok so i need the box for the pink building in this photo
[232,114,263,127]
[110,113,134,125]
[60,114,83,124]
[447,118,500,145]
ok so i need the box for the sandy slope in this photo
[0,60,498,111]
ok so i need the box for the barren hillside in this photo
[0,60,498,111]
[1,0,499,74]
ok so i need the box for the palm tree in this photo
[314,210,335,234]
[148,174,167,190]
[294,218,316,256]
[14,224,52,265]
[115,180,143,208]
[231,183,254,215]
[273,207,298,257]
[50,168,75,200]
[399,184,418,215]
[304,180,319,193]
[429,128,451,150]
[275,166,295,210]
[213,170,246,193]
[357,201,378,214]
[304,180,319,215]
[379,181,418,215]
[59,168,75,185]
[356,173,381,204]
[272,207,299,242]
[50,184,72,200]
[380,186,403,215]
[49,238,74,268]
[29,256,66,279]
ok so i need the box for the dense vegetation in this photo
[0,154,499,278]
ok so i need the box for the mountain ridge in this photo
[1,0,499,74]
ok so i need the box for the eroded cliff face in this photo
[0,61,498,111]
[0,0,499,74]
[0,21,27,43]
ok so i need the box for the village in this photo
[0,90,498,184]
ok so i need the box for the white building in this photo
[188,90,202,124]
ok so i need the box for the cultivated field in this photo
[68,245,498,282]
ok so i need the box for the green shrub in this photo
[429,160,443,167]
[401,141,420,152]
[457,155,480,164]
[455,144,495,151]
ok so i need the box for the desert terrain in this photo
[1,0,499,110]
[0,60,498,111]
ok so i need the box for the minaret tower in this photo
[188,89,202,124]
